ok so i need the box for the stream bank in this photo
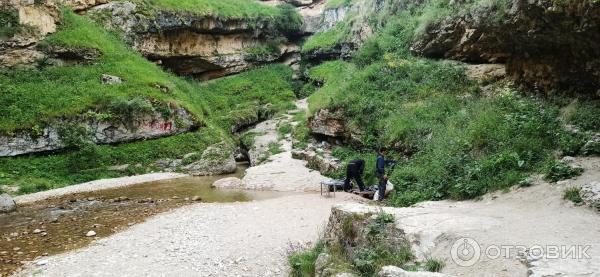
[1,164,290,276]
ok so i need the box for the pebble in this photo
[86,231,97,237]
[172,196,180,199]
[192,196,202,202]
[13,247,20,251]
[33,229,42,234]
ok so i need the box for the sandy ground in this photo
[337,157,600,277]
[16,193,362,277]
[14,173,187,204]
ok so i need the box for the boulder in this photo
[314,253,331,277]
[378,266,454,277]
[309,109,348,138]
[582,134,600,156]
[183,142,237,176]
[0,194,16,213]
[101,74,122,84]
[212,177,244,189]
[581,181,600,211]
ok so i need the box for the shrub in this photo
[569,100,600,132]
[288,241,325,277]
[17,178,53,195]
[424,258,445,272]
[277,122,293,137]
[564,187,583,204]
[544,161,584,182]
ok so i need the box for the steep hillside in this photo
[0,2,297,193]
[297,0,600,206]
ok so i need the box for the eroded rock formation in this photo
[89,2,303,79]
[0,106,196,157]
[411,0,600,95]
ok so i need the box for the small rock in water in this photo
[33,229,42,234]
[172,196,180,199]
[86,231,97,237]
[192,196,202,202]
[50,217,59,223]
[41,232,48,237]
[13,247,20,251]
[87,197,96,201]
[184,197,190,201]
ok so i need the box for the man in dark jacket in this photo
[343,159,365,192]
[376,148,394,201]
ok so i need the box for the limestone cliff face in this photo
[89,2,303,80]
[301,0,402,60]
[0,106,196,157]
[411,0,600,95]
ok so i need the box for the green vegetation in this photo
[0,10,296,193]
[304,0,585,207]
[302,23,350,53]
[568,100,600,132]
[325,0,356,9]
[1,129,222,194]
[289,212,413,276]
[0,10,20,38]
[277,122,293,137]
[132,0,279,19]
[544,161,584,182]
[268,142,284,156]
[424,258,445,272]
[564,187,583,204]
[288,241,326,277]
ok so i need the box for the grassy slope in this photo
[304,2,597,206]
[0,11,296,194]
[0,11,198,134]
[133,0,279,18]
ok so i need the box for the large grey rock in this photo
[0,107,196,157]
[378,266,454,277]
[212,177,244,189]
[101,74,123,84]
[314,253,331,277]
[183,142,237,176]
[0,193,16,213]
[581,181,600,211]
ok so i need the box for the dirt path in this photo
[242,99,328,192]
[17,193,361,277]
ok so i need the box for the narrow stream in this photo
[0,164,283,276]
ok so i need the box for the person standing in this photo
[343,159,365,192]
[376,148,393,201]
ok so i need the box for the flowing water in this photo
[0,165,283,276]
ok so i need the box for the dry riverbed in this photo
[1,166,287,276]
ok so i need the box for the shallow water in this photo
[0,165,283,275]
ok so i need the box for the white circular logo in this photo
[450,237,481,267]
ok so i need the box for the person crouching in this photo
[343,159,365,192]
